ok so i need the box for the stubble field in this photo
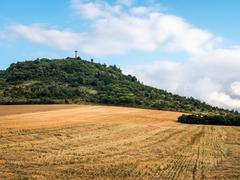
[0,105,239,179]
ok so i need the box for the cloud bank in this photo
[70,0,217,56]
[125,47,240,110]
[8,0,217,56]
[3,0,240,110]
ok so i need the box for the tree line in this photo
[178,114,240,126]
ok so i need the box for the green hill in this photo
[0,57,232,114]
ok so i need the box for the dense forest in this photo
[0,57,236,117]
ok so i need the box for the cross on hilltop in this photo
[74,50,78,58]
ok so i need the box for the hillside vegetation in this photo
[0,58,233,115]
[178,114,240,126]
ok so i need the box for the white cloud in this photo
[130,7,151,15]
[209,92,240,111]
[69,0,217,56]
[125,47,240,110]
[70,0,122,19]
[230,81,240,96]
[7,24,81,50]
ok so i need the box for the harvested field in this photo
[0,105,239,179]
[0,104,80,116]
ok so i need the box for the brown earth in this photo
[0,105,239,179]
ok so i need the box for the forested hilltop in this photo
[0,57,233,114]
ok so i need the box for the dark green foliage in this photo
[178,114,240,126]
[0,57,235,115]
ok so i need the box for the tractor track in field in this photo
[0,105,239,179]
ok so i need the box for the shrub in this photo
[178,114,240,126]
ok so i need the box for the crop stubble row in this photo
[0,105,239,179]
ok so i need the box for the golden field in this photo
[0,105,239,179]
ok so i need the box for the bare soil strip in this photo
[0,105,239,179]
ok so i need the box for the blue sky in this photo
[1,0,240,110]
[1,0,240,68]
